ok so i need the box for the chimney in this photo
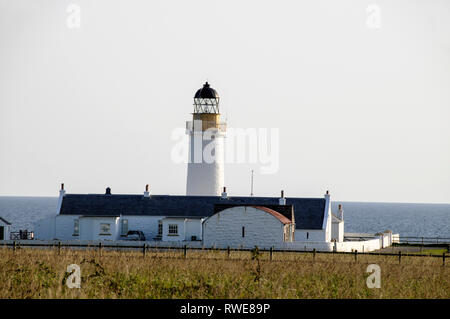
[324,190,330,199]
[338,204,344,220]
[105,187,111,195]
[279,190,286,205]
[59,183,66,197]
[221,186,228,199]
[56,183,66,215]
[144,184,150,197]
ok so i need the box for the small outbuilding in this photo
[0,217,11,241]
[331,204,344,243]
[203,205,295,249]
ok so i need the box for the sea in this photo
[0,197,449,238]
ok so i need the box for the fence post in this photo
[99,242,102,256]
[13,241,16,252]
[58,241,61,255]
[183,245,187,258]
[354,250,358,261]
[143,243,146,257]
[313,248,316,261]
[443,252,446,266]
[399,251,402,264]
[270,247,273,261]
[227,246,230,259]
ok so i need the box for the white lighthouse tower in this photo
[186,82,226,196]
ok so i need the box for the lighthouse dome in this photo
[194,82,219,99]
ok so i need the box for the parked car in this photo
[123,230,146,241]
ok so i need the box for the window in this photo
[158,221,163,236]
[168,224,178,235]
[121,219,128,236]
[73,219,79,236]
[242,226,245,238]
[100,223,111,235]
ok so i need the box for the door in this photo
[0,226,4,240]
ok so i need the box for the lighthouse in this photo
[186,82,226,196]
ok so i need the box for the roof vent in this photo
[106,187,111,195]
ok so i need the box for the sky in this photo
[0,0,449,203]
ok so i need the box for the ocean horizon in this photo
[0,196,449,238]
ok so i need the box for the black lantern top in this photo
[193,82,220,114]
[194,82,219,99]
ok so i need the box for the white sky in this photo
[0,0,449,203]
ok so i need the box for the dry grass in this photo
[0,247,449,299]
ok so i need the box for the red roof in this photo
[251,206,292,224]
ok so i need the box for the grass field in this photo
[0,247,449,299]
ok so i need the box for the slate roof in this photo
[0,217,11,225]
[59,194,326,230]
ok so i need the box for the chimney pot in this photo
[144,184,150,197]
[338,204,344,220]
[106,187,111,195]
[61,183,64,190]
[279,190,286,205]
[221,186,228,199]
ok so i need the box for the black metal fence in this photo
[1,241,448,265]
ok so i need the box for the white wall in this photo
[331,221,344,242]
[283,237,382,252]
[55,215,80,240]
[203,206,289,249]
[34,214,199,242]
[295,229,326,242]
[123,216,161,240]
[34,216,56,240]
[79,217,120,241]
[162,219,186,242]
[185,219,202,241]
